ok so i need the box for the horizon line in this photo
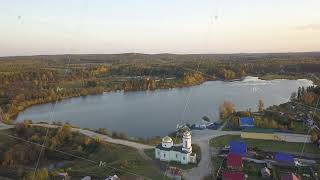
[1,51,320,58]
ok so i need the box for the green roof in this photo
[242,128,275,133]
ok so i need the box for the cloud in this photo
[294,24,320,31]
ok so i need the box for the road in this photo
[182,130,240,180]
[30,124,154,160]
[0,122,13,130]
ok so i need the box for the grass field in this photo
[209,135,320,154]
[67,143,166,179]
[0,129,168,180]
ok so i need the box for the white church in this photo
[155,131,197,164]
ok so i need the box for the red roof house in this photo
[223,172,245,180]
[281,173,300,180]
[227,154,243,170]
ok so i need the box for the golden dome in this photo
[162,136,173,143]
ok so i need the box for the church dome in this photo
[162,136,173,143]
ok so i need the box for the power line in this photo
[161,62,201,180]
[32,56,71,180]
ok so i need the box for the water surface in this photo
[16,77,313,138]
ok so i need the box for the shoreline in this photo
[9,75,314,126]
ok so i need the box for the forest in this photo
[1,52,320,123]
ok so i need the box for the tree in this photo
[310,129,319,143]
[219,101,235,119]
[290,92,297,101]
[223,69,236,80]
[258,99,264,112]
[302,92,315,105]
[297,87,302,99]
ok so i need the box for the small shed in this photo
[261,167,271,178]
[229,140,247,156]
[275,152,295,165]
[239,117,254,128]
[223,171,245,180]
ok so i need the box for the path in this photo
[0,122,13,130]
[31,124,153,160]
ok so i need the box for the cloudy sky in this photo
[0,0,319,56]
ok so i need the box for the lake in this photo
[16,77,313,138]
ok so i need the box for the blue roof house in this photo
[229,140,247,156]
[239,117,254,128]
[275,152,295,165]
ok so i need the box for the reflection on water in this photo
[16,77,313,138]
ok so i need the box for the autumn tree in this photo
[223,69,236,80]
[219,101,236,119]
[310,129,319,143]
[302,92,315,105]
[258,99,264,112]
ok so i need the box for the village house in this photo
[227,153,243,170]
[155,131,197,164]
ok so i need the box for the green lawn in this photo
[291,121,309,134]
[210,135,320,154]
[56,141,169,180]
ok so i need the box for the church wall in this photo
[155,148,160,159]
[181,153,190,164]
[160,150,171,161]
[170,151,181,162]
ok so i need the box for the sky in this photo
[0,0,319,56]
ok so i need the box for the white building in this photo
[155,131,197,164]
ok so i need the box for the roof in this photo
[229,140,247,156]
[227,154,242,168]
[261,167,271,176]
[239,117,254,127]
[223,171,245,180]
[281,173,300,180]
[155,144,187,154]
[242,128,275,133]
[162,136,173,143]
[275,152,295,164]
